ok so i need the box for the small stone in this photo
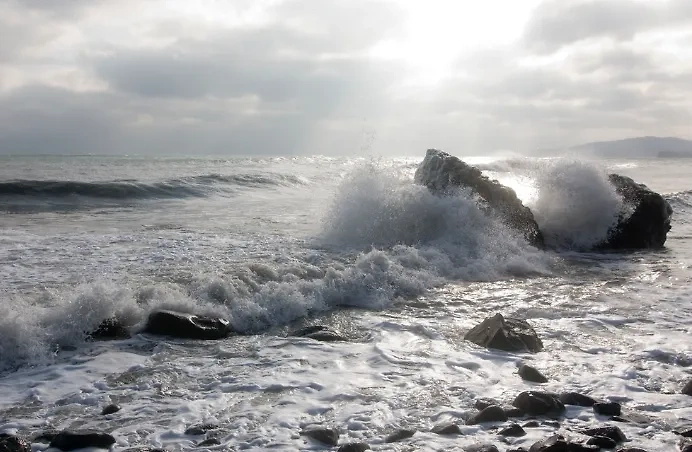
[465,445,500,452]
[594,402,621,416]
[464,314,543,353]
[384,429,415,443]
[185,425,218,436]
[0,434,31,452]
[467,405,508,424]
[682,379,692,396]
[101,403,121,415]
[498,423,526,437]
[431,423,463,435]
[49,431,116,451]
[586,435,617,449]
[475,398,501,410]
[559,392,597,407]
[582,426,627,443]
[301,427,339,446]
[196,438,220,447]
[528,435,598,452]
[337,443,370,452]
[522,421,540,428]
[518,365,548,383]
[512,391,565,416]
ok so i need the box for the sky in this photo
[1,0,691,156]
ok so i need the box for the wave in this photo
[0,173,307,212]
[0,162,550,372]
[666,189,692,209]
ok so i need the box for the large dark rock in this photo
[88,318,130,340]
[0,434,30,452]
[144,310,231,340]
[499,423,526,437]
[600,174,672,249]
[465,314,543,353]
[518,364,548,383]
[586,435,616,449]
[512,391,565,416]
[559,392,597,407]
[415,149,544,247]
[528,435,597,451]
[581,426,627,443]
[467,405,508,424]
[301,427,339,446]
[431,423,463,435]
[101,403,121,415]
[49,431,116,451]
[593,402,621,416]
[682,379,692,396]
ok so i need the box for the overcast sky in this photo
[1,0,691,156]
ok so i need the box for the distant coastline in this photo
[537,136,692,159]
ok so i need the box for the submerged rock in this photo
[593,402,621,416]
[512,391,565,416]
[101,403,121,415]
[465,314,543,353]
[558,392,597,407]
[337,443,370,452]
[144,310,231,340]
[88,318,131,340]
[499,423,526,437]
[581,425,627,443]
[415,149,544,247]
[301,427,339,446]
[0,434,30,452]
[49,431,116,451]
[467,405,508,424]
[528,435,597,451]
[431,423,463,435]
[518,364,548,383]
[290,325,348,342]
[384,429,415,443]
[465,445,500,452]
[601,174,672,249]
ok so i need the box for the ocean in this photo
[0,154,690,451]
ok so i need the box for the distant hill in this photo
[539,136,692,158]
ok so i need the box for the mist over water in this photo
[0,155,690,451]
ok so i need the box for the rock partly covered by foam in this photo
[0,434,30,452]
[144,310,231,340]
[49,431,116,451]
[415,149,544,247]
[465,313,543,353]
[601,174,672,249]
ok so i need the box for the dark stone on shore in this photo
[600,174,672,250]
[337,443,370,452]
[559,392,597,407]
[586,435,617,449]
[465,445,500,452]
[523,421,541,428]
[681,438,692,452]
[89,318,130,340]
[682,379,692,396]
[384,429,415,443]
[101,403,121,415]
[49,431,116,451]
[475,398,501,410]
[196,438,220,447]
[185,424,218,436]
[32,431,58,443]
[301,427,339,446]
[499,423,526,437]
[528,435,598,451]
[432,423,463,435]
[504,407,526,418]
[468,405,508,424]
[518,364,548,383]
[144,310,231,340]
[594,402,622,416]
[415,149,544,246]
[465,314,543,353]
[674,427,692,437]
[0,434,30,452]
[582,426,627,443]
[513,391,565,416]
[290,325,348,342]
[610,412,653,425]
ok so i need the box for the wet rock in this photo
[543,421,561,428]
[586,435,617,449]
[508,449,528,452]
[431,423,463,435]
[523,421,541,428]
[582,426,627,443]
[475,398,501,410]
[337,443,370,452]
[465,445,500,452]
[49,431,116,451]
[415,149,544,246]
[32,430,58,443]
[518,364,548,383]
[594,402,621,416]
[610,412,653,425]
[465,314,543,353]
[615,448,649,452]
[674,427,692,437]
[681,438,692,452]
[301,427,339,446]
[512,391,565,416]
[467,405,508,424]
[499,423,526,437]
[185,424,218,436]
[528,435,597,451]
[559,392,597,407]
[504,407,526,418]
[101,403,121,415]
[196,438,220,447]
[121,448,169,452]
[290,325,348,342]
[144,310,231,340]
[683,379,692,396]
[384,429,415,443]
[88,318,130,340]
[601,174,672,249]
[0,434,30,452]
